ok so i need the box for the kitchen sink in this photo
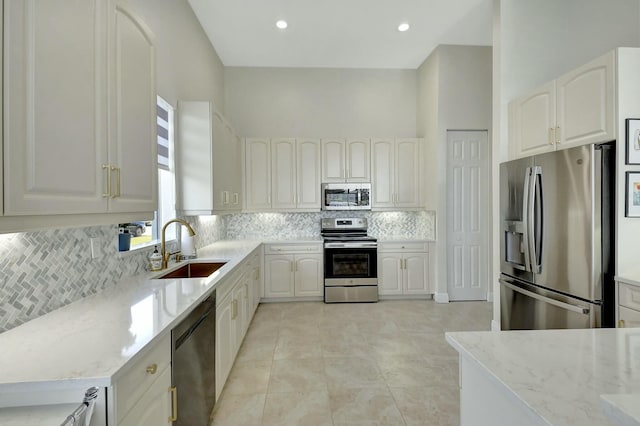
[156,262,227,279]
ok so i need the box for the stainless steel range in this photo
[322,218,378,303]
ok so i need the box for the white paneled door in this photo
[447,131,489,300]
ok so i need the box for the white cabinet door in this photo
[395,139,421,208]
[5,1,156,216]
[296,139,321,210]
[294,254,323,297]
[271,139,297,210]
[404,252,430,295]
[321,138,370,183]
[264,255,295,298]
[345,138,370,182]
[556,51,615,150]
[371,139,395,208]
[232,282,245,358]
[321,139,346,183]
[109,2,157,213]
[245,138,271,211]
[3,0,108,215]
[510,81,556,159]
[119,367,172,426]
[215,293,233,400]
[378,253,403,295]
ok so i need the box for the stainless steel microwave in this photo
[321,183,371,210]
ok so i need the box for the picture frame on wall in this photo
[625,118,640,164]
[625,172,640,217]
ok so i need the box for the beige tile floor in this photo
[210,300,492,426]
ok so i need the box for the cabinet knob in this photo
[146,363,158,374]
[619,319,626,328]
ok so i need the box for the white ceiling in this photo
[187,0,494,69]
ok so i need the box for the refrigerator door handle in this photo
[500,279,590,315]
[530,166,543,273]
[522,168,532,272]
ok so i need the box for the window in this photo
[123,96,176,250]
[155,96,177,242]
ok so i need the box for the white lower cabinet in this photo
[112,334,173,425]
[215,288,234,400]
[119,367,172,426]
[618,281,640,328]
[378,242,431,296]
[264,243,323,299]
[215,249,262,401]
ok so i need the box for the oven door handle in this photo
[324,242,378,249]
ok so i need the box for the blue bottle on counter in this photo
[118,229,131,251]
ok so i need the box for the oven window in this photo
[332,253,369,275]
[325,248,377,279]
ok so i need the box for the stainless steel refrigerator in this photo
[499,142,615,330]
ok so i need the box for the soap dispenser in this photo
[149,246,162,271]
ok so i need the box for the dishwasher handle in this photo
[173,292,216,351]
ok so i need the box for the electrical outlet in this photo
[90,238,102,259]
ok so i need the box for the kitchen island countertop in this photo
[446,328,640,425]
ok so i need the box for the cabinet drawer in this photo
[378,241,429,252]
[619,306,640,328]
[265,243,322,254]
[115,333,171,422]
[619,283,640,311]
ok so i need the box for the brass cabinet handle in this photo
[146,363,157,374]
[548,128,554,145]
[169,386,178,422]
[232,299,238,319]
[233,193,239,205]
[110,166,121,198]
[102,164,111,198]
[555,126,560,143]
[619,319,626,328]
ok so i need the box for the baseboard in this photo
[434,292,450,303]
[491,319,501,331]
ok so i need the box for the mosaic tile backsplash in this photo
[225,211,436,241]
[0,210,433,332]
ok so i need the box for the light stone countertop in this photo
[617,275,640,288]
[0,403,78,426]
[446,328,640,426]
[601,394,640,426]
[0,240,261,395]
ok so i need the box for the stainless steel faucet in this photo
[161,218,196,269]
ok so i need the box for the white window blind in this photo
[157,101,170,171]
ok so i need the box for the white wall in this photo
[224,67,417,137]
[128,0,225,110]
[417,45,493,301]
[492,0,640,327]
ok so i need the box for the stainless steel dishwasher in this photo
[171,291,216,425]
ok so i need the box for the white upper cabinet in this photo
[509,50,615,160]
[244,138,272,211]
[109,2,157,213]
[296,138,322,210]
[3,0,156,216]
[245,138,320,212]
[177,102,241,215]
[271,138,297,210]
[556,51,616,149]
[371,138,422,210]
[321,138,370,183]
[509,81,556,158]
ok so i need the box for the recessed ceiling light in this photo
[398,23,410,32]
[276,20,288,29]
